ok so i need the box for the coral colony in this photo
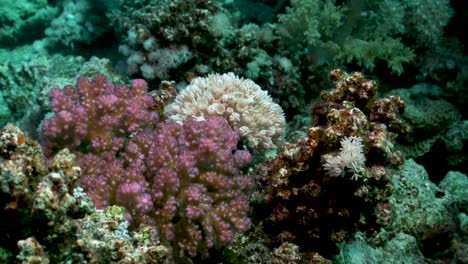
[0,0,467,263]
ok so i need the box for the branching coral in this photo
[77,117,254,259]
[40,74,254,259]
[40,74,159,156]
[0,124,170,263]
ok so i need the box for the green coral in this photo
[0,0,58,46]
[339,37,413,74]
[277,0,453,74]
[388,159,452,238]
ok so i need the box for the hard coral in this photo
[40,75,253,259]
[40,74,159,156]
[253,69,407,258]
[0,125,170,263]
[0,124,88,262]
[78,116,253,259]
[112,0,310,120]
[113,0,219,81]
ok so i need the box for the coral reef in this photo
[41,0,109,48]
[277,0,452,74]
[252,69,407,258]
[392,83,460,150]
[112,0,220,81]
[224,229,333,264]
[0,0,466,262]
[387,160,453,241]
[71,206,170,263]
[110,0,307,117]
[336,161,468,263]
[335,232,426,263]
[390,83,467,181]
[441,120,468,167]
[78,117,253,259]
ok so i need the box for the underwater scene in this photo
[0,0,467,263]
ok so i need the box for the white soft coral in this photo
[165,73,286,152]
[323,136,366,180]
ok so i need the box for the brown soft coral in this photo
[252,69,407,259]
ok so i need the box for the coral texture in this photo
[40,74,159,155]
[111,0,307,118]
[277,0,452,74]
[390,84,461,159]
[0,0,58,46]
[0,54,124,135]
[40,75,253,259]
[42,0,108,48]
[252,69,408,259]
[112,0,219,81]
[323,136,366,180]
[0,124,170,263]
[165,72,286,152]
[78,117,253,258]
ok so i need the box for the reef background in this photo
[0,0,467,263]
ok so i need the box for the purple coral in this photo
[40,75,253,259]
[40,74,159,155]
[79,117,253,258]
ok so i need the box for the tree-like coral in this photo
[252,69,409,259]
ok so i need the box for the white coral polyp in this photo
[323,136,366,180]
[208,102,226,115]
[165,72,286,152]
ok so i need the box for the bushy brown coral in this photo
[252,69,408,258]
